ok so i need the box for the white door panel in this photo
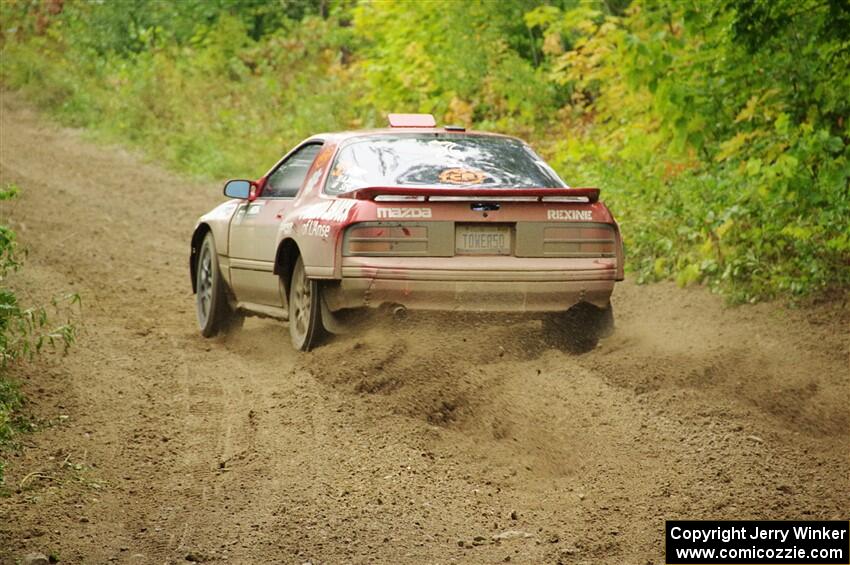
[229,200,290,306]
[227,143,323,308]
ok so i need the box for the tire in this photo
[195,232,242,337]
[288,256,325,351]
[543,301,614,354]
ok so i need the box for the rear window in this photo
[324,134,565,194]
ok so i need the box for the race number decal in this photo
[438,168,488,185]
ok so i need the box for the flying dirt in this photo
[1,93,848,564]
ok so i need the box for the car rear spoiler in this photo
[336,186,600,203]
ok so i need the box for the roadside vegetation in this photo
[0,183,78,485]
[0,0,848,302]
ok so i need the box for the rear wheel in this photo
[288,256,325,351]
[543,301,614,353]
[196,232,242,337]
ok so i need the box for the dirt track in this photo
[1,93,848,564]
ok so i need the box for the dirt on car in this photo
[1,93,848,564]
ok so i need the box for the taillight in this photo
[543,225,616,257]
[543,226,614,257]
[344,222,455,256]
[515,222,617,258]
[344,221,616,259]
[346,225,428,255]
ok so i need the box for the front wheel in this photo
[196,232,242,337]
[288,256,325,351]
[543,301,614,354]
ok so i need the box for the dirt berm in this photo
[1,93,847,564]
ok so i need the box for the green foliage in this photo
[529,0,850,301]
[351,0,560,132]
[0,183,79,484]
[1,3,358,178]
[1,0,847,301]
[0,374,28,487]
[1,184,79,365]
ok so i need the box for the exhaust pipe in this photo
[392,305,408,321]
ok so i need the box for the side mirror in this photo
[224,179,252,199]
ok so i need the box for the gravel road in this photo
[1,93,847,564]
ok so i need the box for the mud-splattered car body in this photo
[190,114,624,350]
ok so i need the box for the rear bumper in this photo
[323,257,617,313]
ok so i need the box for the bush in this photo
[1,0,847,302]
[0,183,78,485]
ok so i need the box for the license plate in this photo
[455,224,512,255]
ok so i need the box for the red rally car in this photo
[190,114,624,351]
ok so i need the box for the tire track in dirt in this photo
[1,92,848,564]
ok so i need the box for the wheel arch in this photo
[274,238,301,298]
[190,223,212,294]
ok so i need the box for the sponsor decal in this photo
[313,200,356,222]
[298,200,356,224]
[299,219,331,238]
[548,209,593,221]
[280,221,294,235]
[292,200,354,239]
[302,167,325,194]
[377,207,433,219]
